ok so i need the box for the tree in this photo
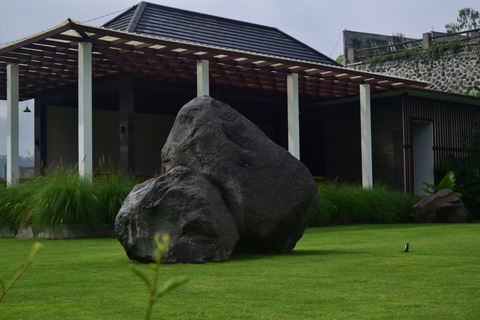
[445,8,480,33]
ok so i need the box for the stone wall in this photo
[0,224,114,239]
[349,42,480,95]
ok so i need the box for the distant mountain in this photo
[19,156,34,167]
[0,155,34,179]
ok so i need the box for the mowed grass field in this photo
[1,224,479,319]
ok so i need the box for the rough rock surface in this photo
[116,96,319,263]
[411,188,472,223]
[161,96,319,253]
[115,166,239,263]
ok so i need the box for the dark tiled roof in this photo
[102,1,339,66]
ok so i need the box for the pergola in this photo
[0,19,428,186]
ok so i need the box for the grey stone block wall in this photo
[349,43,480,96]
[0,225,114,239]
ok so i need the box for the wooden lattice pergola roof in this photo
[0,19,428,101]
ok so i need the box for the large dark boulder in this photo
[161,96,319,253]
[115,166,239,263]
[411,188,472,223]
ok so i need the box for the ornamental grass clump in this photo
[0,166,137,230]
[0,184,26,229]
[30,169,103,229]
[0,177,48,229]
[309,182,421,226]
[94,171,138,224]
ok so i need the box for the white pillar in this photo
[7,64,19,186]
[287,73,300,159]
[360,84,373,188]
[197,59,209,97]
[78,42,93,181]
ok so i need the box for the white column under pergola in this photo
[287,73,300,160]
[78,42,93,181]
[360,84,373,188]
[197,59,209,97]
[6,64,19,186]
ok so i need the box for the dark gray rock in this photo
[411,188,472,223]
[161,96,319,253]
[115,166,239,263]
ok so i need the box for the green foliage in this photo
[131,234,189,320]
[352,37,363,48]
[432,114,480,219]
[422,171,457,195]
[438,171,456,190]
[438,155,480,220]
[445,7,480,33]
[0,167,137,230]
[0,242,43,302]
[336,54,344,64]
[466,85,480,97]
[363,40,465,75]
[31,170,103,228]
[0,184,30,228]
[94,171,139,224]
[364,47,421,71]
[309,182,420,226]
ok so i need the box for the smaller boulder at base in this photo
[115,166,239,263]
[411,188,472,223]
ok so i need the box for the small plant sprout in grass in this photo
[131,234,189,320]
[0,242,43,302]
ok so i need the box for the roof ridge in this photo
[101,4,136,29]
[273,27,338,66]
[126,1,147,33]
[139,1,281,32]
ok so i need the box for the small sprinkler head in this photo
[404,243,409,252]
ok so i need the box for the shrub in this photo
[0,167,138,230]
[428,113,480,220]
[30,170,103,229]
[0,178,47,229]
[0,184,26,228]
[309,182,420,227]
[94,171,139,224]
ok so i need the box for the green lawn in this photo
[1,224,479,319]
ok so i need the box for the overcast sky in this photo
[1,0,478,157]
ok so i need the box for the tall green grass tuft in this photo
[0,176,50,229]
[309,182,421,226]
[0,167,138,230]
[94,171,140,224]
[31,169,103,228]
[0,184,26,228]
